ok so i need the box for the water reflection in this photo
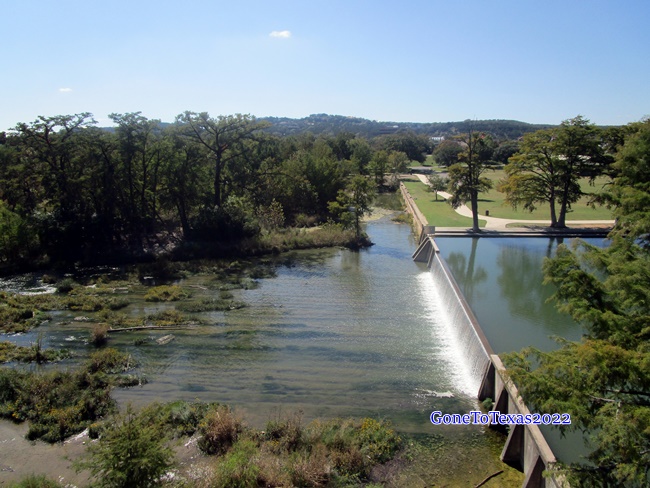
[436,237,586,353]
[495,243,568,336]
[445,238,488,304]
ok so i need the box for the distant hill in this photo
[260,114,554,139]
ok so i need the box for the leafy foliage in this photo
[77,404,174,488]
[0,348,135,442]
[499,116,612,227]
[447,128,495,231]
[503,120,650,486]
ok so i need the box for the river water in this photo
[2,217,604,472]
[2,217,482,434]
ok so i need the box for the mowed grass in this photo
[478,169,614,220]
[403,168,614,228]
[402,179,484,228]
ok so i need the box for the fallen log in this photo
[157,334,175,345]
[106,324,197,333]
[475,470,504,488]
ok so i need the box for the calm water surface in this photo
[435,235,607,462]
[435,236,607,353]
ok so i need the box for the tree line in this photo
[0,112,435,267]
[263,114,553,140]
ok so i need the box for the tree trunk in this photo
[177,201,190,237]
[556,180,571,228]
[213,158,222,207]
[549,194,558,228]
[470,190,480,232]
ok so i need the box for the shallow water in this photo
[3,218,484,434]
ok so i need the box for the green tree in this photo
[499,116,610,228]
[328,176,376,238]
[378,132,430,163]
[503,120,650,486]
[427,174,449,201]
[109,113,166,235]
[0,201,38,263]
[368,149,390,185]
[498,128,566,225]
[492,139,520,165]
[388,150,410,174]
[447,127,495,232]
[78,405,173,488]
[175,112,269,207]
[348,137,374,174]
[432,139,464,167]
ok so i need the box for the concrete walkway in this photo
[414,174,615,231]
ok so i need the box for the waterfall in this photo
[422,252,492,396]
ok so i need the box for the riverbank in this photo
[0,416,523,487]
[0,214,523,487]
[0,421,90,486]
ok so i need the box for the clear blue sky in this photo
[2,0,648,131]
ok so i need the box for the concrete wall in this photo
[479,356,566,488]
[399,182,429,240]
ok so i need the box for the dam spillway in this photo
[425,251,492,393]
[415,234,567,488]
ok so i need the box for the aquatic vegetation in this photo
[176,298,246,313]
[56,278,77,294]
[0,292,62,333]
[146,309,193,326]
[144,285,191,302]
[0,340,72,363]
[0,348,136,442]
[90,324,110,347]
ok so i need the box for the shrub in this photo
[288,444,331,487]
[56,278,76,294]
[211,439,260,488]
[198,405,244,455]
[357,418,402,464]
[265,411,304,453]
[8,474,63,487]
[139,401,214,438]
[107,298,130,310]
[41,274,58,284]
[293,213,318,228]
[91,324,110,347]
[144,285,190,302]
[84,348,134,374]
[176,298,246,313]
[76,405,173,488]
[146,309,189,326]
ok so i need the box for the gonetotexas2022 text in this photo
[430,411,571,426]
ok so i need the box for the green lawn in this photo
[402,179,484,228]
[469,169,614,221]
[402,169,614,228]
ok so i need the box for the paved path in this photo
[414,174,615,231]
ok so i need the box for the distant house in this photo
[430,136,445,144]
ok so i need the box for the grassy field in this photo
[406,166,614,223]
[477,169,614,220]
[402,178,484,228]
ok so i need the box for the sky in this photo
[1,0,649,131]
